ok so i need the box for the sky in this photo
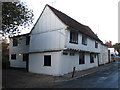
[22,0,119,44]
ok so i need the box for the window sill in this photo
[69,41,78,44]
[43,65,51,67]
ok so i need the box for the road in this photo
[50,60,120,88]
[2,60,120,88]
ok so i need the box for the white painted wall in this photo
[9,36,29,54]
[29,6,67,52]
[10,54,26,68]
[99,44,109,65]
[66,30,101,53]
[9,35,29,68]
[29,50,98,76]
[29,51,62,76]
[31,6,66,35]
[29,29,66,52]
[60,51,98,75]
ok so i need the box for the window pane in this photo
[90,53,94,63]
[26,36,30,45]
[13,38,18,46]
[79,52,85,64]
[23,54,29,61]
[70,31,78,44]
[11,54,16,60]
[95,41,98,48]
[82,35,87,45]
[44,55,51,66]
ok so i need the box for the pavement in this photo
[2,61,116,88]
[53,61,115,82]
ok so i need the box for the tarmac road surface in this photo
[50,60,120,88]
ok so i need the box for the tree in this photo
[113,43,120,56]
[2,1,34,36]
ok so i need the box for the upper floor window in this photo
[82,35,87,45]
[69,31,78,44]
[13,38,18,46]
[26,36,30,45]
[95,41,98,48]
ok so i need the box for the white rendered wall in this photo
[99,44,109,65]
[31,6,66,35]
[60,51,98,75]
[29,51,98,76]
[30,6,67,52]
[9,36,29,54]
[29,29,66,52]
[10,54,26,68]
[9,36,29,68]
[29,51,62,76]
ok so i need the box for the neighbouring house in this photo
[9,34,30,69]
[9,4,109,76]
[105,41,119,60]
[108,48,118,60]
[105,41,112,48]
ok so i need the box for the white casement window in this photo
[69,31,78,44]
[11,54,16,60]
[95,41,98,48]
[79,52,85,64]
[90,53,94,63]
[82,35,87,45]
[26,36,30,45]
[44,55,51,66]
[13,38,18,46]
[23,54,29,61]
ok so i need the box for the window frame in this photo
[11,54,16,60]
[79,52,85,64]
[95,41,98,48]
[23,54,29,61]
[26,36,30,45]
[90,53,94,63]
[13,38,18,46]
[69,31,78,44]
[44,55,51,66]
[82,35,87,45]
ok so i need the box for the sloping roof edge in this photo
[13,4,102,43]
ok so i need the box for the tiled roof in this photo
[47,5,102,42]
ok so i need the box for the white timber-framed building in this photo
[9,4,110,76]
